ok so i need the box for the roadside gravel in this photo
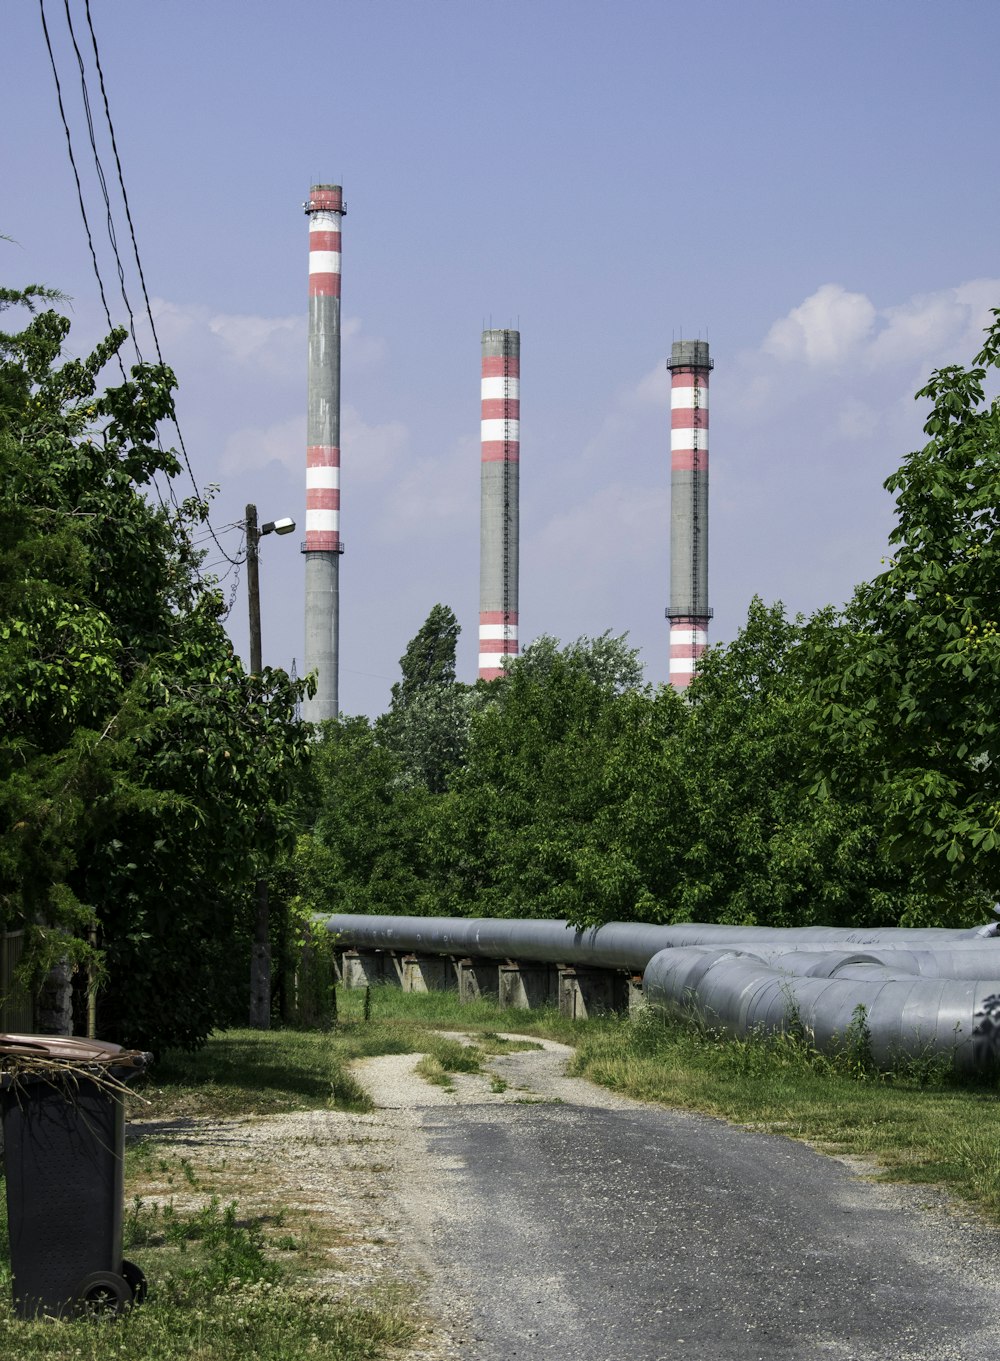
[130,1036,1000,1360]
[128,1034,582,1360]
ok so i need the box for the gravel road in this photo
[351,1036,1000,1361]
[134,1036,1000,1360]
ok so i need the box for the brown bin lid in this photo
[0,1034,150,1070]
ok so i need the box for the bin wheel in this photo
[73,1271,133,1318]
[121,1259,148,1305]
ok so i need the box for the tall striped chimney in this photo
[302,183,345,722]
[666,339,713,689]
[479,329,520,680]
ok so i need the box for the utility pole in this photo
[246,503,263,673]
[245,503,295,1029]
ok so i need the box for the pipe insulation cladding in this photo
[479,329,520,681]
[302,184,345,722]
[322,913,1000,1071]
[666,339,713,690]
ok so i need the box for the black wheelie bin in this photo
[0,1033,151,1318]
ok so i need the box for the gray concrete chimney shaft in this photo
[666,339,712,689]
[302,184,345,722]
[479,329,520,680]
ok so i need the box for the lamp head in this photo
[261,517,296,536]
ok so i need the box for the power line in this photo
[62,0,142,363]
[53,0,182,515]
[37,0,125,381]
[80,0,240,564]
[40,0,243,567]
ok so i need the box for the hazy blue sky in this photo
[5,1,999,715]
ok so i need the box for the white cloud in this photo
[221,404,408,481]
[149,298,385,382]
[527,480,668,641]
[869,279,999,370]
[342,316,388,369]
[371,433,478,538]
[730,277,1000,447]
[221,414,304,473]
[632,361,671,407]
[763,283,876,367]
[341,405,410,483]
[208,311,302,373]
[835,397,879,442]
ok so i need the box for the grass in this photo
[140,993,556,1119]
[143,989,1000,1224]
[0,1139,418,1360]
[5,980,1000,1355]
[411,1032,540,1089]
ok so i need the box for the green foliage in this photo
[377,683,476,794]
[838,1003,877,1080]
[505,629,645,693]
[389,601,459,704]
[426,633,676,921]
[289,316,1000,934]
[0,286,310,1050]
[295,716,427,917]
[808,309,1000,902]
[378,603,473,793]
[126,1195,276,1292]
[676,598,932,927]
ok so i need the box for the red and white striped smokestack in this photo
[479,329,520,681]
[666,339,712,689]
[302,183,345,722]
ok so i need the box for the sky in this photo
[4,1,1000,717]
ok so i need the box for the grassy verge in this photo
[139,989,569,1120]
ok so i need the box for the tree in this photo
[428,634,669,921]
[379,604,473,794]
[505,630,644,693]
[389,603,460,706]
[0,287,310,1049]
[678,599,936,927]
[807,309,1000,907]
[294,717,428,919]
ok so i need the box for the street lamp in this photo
[245,503,295,1031]
[246,505,296,675]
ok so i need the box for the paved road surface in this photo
[358,1039,1000,1361]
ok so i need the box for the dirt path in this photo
[130,1037,1000,1361]
[349,1033,633,1111]
[129,1033,580,1360]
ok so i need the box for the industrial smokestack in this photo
[479,329,520,680]
[666,339,713,689]
[302,183,345,722]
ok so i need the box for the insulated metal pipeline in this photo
[322,915,677,971]
[641,947,1000,1071]
[321,914,1000,1070]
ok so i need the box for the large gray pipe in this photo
[323,914,993,969]
[641,947,1000,1071]
[322,913,1000,1071]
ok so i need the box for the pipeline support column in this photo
[479,329,520,681]
[302,183,345,721]
[666,339,713,689]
